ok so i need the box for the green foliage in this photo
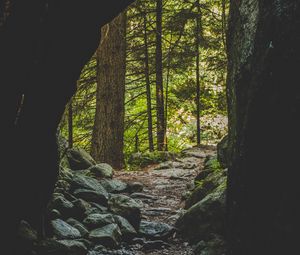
[60,0,229,162]
[127,151,177,170]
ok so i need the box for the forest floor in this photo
[114,146,216,255]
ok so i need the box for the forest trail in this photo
[113,146,216,255]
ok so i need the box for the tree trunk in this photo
[155,0,165,151]
[195,0,201,147]
[91,12,127,169]
[143,11,154,152]
[227,1,300,254]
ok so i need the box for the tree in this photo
[142,10,155,152]
[195,0,201,146]
[91,12,127,169]
[155,0,165,151]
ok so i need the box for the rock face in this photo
[227,1,300,254]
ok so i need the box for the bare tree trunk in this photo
[91,12,127,169]
[143,11,154,152]
[195,0,201,147]
[155,0,165,151]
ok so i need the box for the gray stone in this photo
[67,148,96,170]
[71,174,108,201]
[138,221,175,240]
[50,196,74,216]
[83,213,115,229]
[89,223,122,248]
[74,189,108,206]
[100,179,128,193]
[113,215,137,240]
[66,218,89,237]
[51,219,81,239]
[108,194,141,230]
[89,163,114,178]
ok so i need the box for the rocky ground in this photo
[19,143,227,255]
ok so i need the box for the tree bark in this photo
[143,11,154,152]
[155,0,165,151]
[91,12,127,169]
[227,1,300,254]
[195,0,201,147]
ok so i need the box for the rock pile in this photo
[19,148,175,255]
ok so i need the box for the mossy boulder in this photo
[67,148,96,170]
[186,157,226,209]
[176,180,226,243]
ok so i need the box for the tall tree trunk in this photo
[91,12,127,169]
[68,99,73,149]
[143,11,154,152]
[195,0,201,147]
[227,1,300,254]
[155,0,165,151]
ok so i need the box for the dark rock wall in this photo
[0,1,134,254]
[227,1,300,254]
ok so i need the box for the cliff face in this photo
[227,1,300,254]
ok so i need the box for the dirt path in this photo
[114,147,216,255]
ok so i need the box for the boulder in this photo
[71,174,109,203]
[83,213,115,229]
[138,221,175,240]
[74,189,108,206]
[89,223,122,248]
[186,172,226,209]
[72,199,92,220]
[67,148,96,170]
[100,179,128,194]
[176,181,226,243]
[88,163,113,179]
[50,196,75,217]
[113,215,137,240]
[108,194,142,230]
[51,219,81,239]
[66,218,89,237]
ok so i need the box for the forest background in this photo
[59,0,228,169]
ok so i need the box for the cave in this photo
[0,1,300,254]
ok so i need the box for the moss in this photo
[127,151,177,169]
